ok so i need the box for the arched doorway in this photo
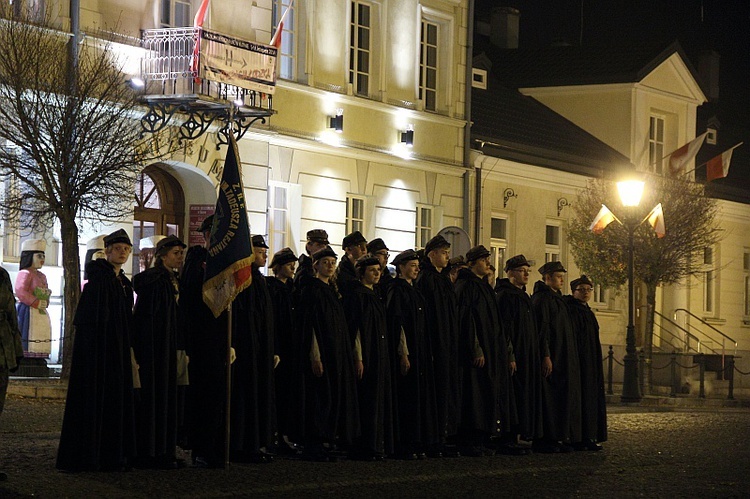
[133,165,185,274]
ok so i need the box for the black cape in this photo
[386,277,438,451]
[230,267,276,456]
[180,245,227,467]
[564,296,607,443]
[295,277,359,445]
[454,268,515,436]
[294,254,314,289]
[495,278,543,440]
[414,259,461,439]
[57,259,136,471]
[374,268,394,302]
[132,265,179,462]
[531,281,582,443]
[343,281,395,455]
[335,256,358,299]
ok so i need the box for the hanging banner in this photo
[199,30,277,94]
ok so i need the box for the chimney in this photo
[490,7,520,49]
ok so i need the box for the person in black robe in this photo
[343,255,394,460]
[335,231,367,298]
[295,246,359,461]
[531,261,582,453]
[414,235,461,456]
[453,245,516,456]
[294,229,329,289]
[495,255,543,445]
[564,275,607,451]
[57,229,137,472]
[131,235,186,469]
[367,238,393,301]
[266,247,299,454]
[387,249,438,459]
[0,265,23,482]
[229,234,276,463]
[181,215,228,469]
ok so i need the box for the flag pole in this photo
[224,303,232,467]
[683,142,744,177]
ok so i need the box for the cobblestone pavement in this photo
[1,396,748,498]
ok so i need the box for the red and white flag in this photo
[645,203,666,238]
[270,0,295,48]
[706,143,742,182]
[590,205,618,234]
[668,132,707,176]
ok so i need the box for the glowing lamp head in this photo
[617,179,645,207]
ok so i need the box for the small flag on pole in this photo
[668,133,707,176]
[202,134,254,318]
[590,205,618,234]
[645,203,666,238]
[270,0,295,48]
[706,143,742,182]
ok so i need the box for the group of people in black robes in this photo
[55,221,606,472]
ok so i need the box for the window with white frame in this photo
[346,195,366,235]
[349,1,371,97]
[419,20,439,112]
[268,183,290,253]
[161,0,192,28]
[593,284,609,308]
[702,246,717,315]
[273,0,297,81]
[490,216,508,274]
[415,205,434,249]
[545,222,561,263]
[649,115,666,175]
[744,250,750,320]
[420,8,452,115]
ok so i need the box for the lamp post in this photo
[617,180,645,403]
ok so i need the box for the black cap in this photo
[270,247,297,268]
[251,234,269,249]
[103,229,132,247]
[342,231,367,249]
[366,238,389,253]
[198,215,214,233]
[538,261,567,275]
[424,234,450,254]
[504,254,532,272]
[570,275,594,292]
[312,245,337,262]
[391,249,419,268]
[447,255,466,271]
[306,229,329,244]
[465,245,490,263]
[155,235,186,253]
[355,255,380,270]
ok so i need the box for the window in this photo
[649,115,666,175]
[490,216,508,274]
[346,195,366,235]
[702,246,717,315]
[472,68,487,90]
[269,183,289,252]
[161,0,192,28]
[593,284,609,308]
[419,20,439,112]
[744,250,750,319]
[545,223,561,263]
[273,0,297,80]
[416,205,433,249]
[349,1,371,97]
[706,128,717,145]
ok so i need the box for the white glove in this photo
[230,347,236,364]
[273,355,281,369]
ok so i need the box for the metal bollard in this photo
[670,350,677,398]
[727,357,735,400]
[697,354,705,398]
[607,346,614,395]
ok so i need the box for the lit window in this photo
[649,115,666,175]
[161,0,192,28]
[419,20,439,112]
[273,0,297,80]
[269,183,289,252]
[416,205,434,249]
[545,222,561,263]
[346,195,365,234]
[593,284,609,308]
[490,216,508,273]
[702,246,717,315]
[349,1,371,97]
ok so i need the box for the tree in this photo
[0,6,178,377]
[568,175,723,365]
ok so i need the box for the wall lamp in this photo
[400,124,414,147]
[329,108,344,133]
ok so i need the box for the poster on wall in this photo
[189,204,216,247]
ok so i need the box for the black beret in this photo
[391,249,419,267]
[366,238,389,253]
[465,245,490,263]
[197,215,215,233]
[447,255,466,270]
[538,261,567,275]
[342,231,367,249]
[424,234,450,254]
[306,229,329,244]
[355,255,380,270]
[312,245,337,262]
[155,235,186,253]
[103,229,132,247]
[270,247,297,268]
[504,254,532,272]
[251,234,269,249]
[570,275,594,292]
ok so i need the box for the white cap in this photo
[21,239,46,253]
[139,235,166,250]
[86,235,106,250]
